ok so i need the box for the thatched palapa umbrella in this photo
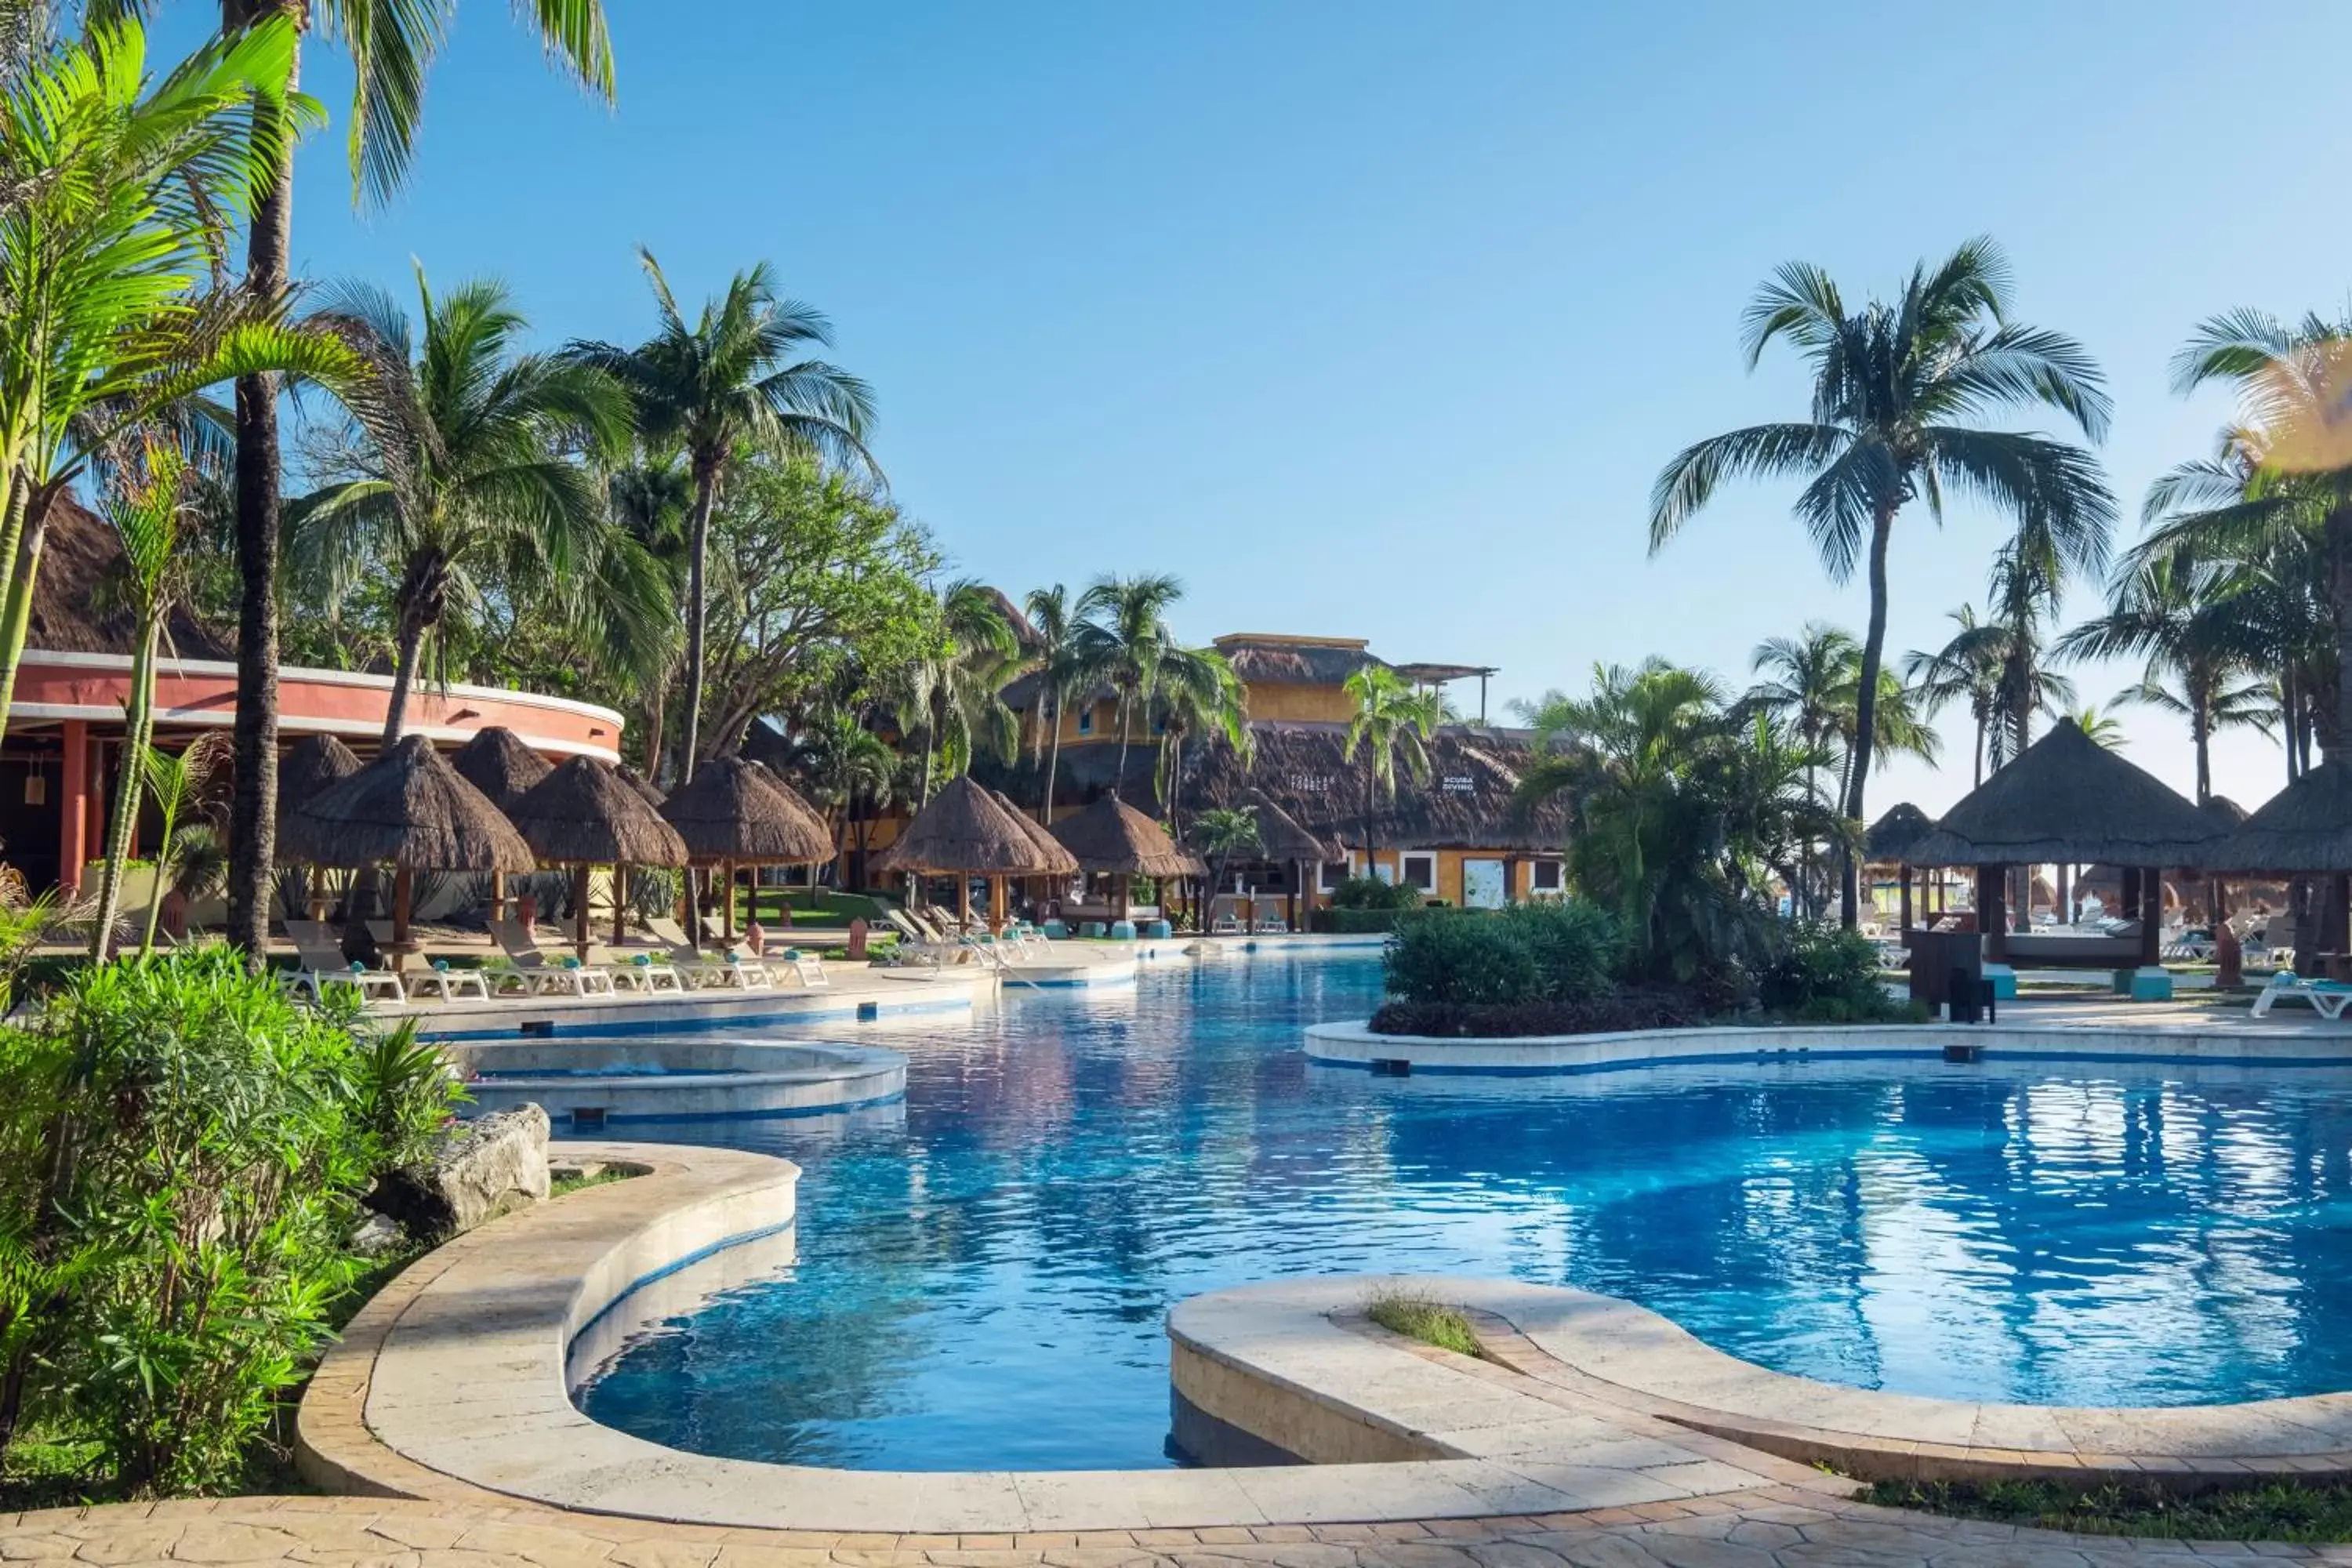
[659,756,834,943]
[1238,786,1335,932]
[277,735,363,920]
[281,735,534,964]
[450,728,554,921]
[989,789,1080,924]
[1864,801,1937,933]
[615,763,666,806]
[505,757,690,959]
[1904,718,2218,967]
[875,776,1058,931]
[1050,793,1194,921]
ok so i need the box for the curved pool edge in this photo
[1302,1012,2352,1074]
[448,1036,907,1126]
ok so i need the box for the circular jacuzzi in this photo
[444,1035,906,1128]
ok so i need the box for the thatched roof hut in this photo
[989,789,1081,876]
[33,494,230,659]
[449,726,552,811]
[2201,796,2249,831]
[614,763,665,805]
[1864,802,1936,865]
[876,777,1059,875]
[2209,764,2352,873]
[506,757,688,868]
[1049,793,1196,877]
[1236,786,1338,863]
[1902,720,2218,867]
[281,735,534,872]
[659,756,833,865]
[742,757,837,843]
[277,735,362,831]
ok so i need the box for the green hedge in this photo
[1311,907,1402,935]
[1382,900,1624,1006]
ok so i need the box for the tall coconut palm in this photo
[1743,624,1853,919]
[1650,238,2114,924]
[896,579,1016,806]
[567,254,873,782]
[191,0,614,960]
[1023,583,1103,824]
[1341,664,1441,870]
[2058,549,2271,802]
[798,708,894,888]
[1075,572,1182,801]
[1903,606,2004,787]
[290,270,638,743]
[1151,643,1248,837]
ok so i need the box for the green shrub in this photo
[1759,924,1908,1022]
[1363,1290,1480,1357]
[0,950,451,1499]
[1309,906,1403,934]
[1331,876,1423,911]
[1382,898,1624,1008]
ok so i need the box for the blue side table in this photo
[1109,920,1137,941]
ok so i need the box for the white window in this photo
[1319,862,1347,891]
[1401,855,1437,895]
[1530,860,1563,896]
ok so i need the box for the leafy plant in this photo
[1331,876,1421,911]
[1363,1290,1479,1358]
[346,1021,467,1175]
[1758,924,1908,1022]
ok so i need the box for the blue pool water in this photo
[575,954,2352,1472]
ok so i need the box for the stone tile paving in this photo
[8,1486,2348,1568]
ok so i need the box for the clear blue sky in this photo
[211,0,2352,815]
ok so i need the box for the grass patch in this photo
[1363,1290,1481,1358]
[551,1165,634,1199]
[1864,1477,2352,1541]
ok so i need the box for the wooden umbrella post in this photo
[613,863,629,949]
[723,859,736,942]
[391,864,413,974]
[957,873,972,934]
[308,863,326,923]
[989,874,1007,930]
[572,864,592,962]
[491,868,506,924]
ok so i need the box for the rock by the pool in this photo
[369,1102,551,1238]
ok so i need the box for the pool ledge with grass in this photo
[299,1135,2352,1535]
[1303,1010,2352,1075]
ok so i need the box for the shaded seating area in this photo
[1206,788,1338,936]
[1049,793,1194,937]
[876,776,1070,939]
[1900,718,2221,1003]
[2205,761,2352,983]
[658,756,835,946]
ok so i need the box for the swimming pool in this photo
[574,953,2352,1472]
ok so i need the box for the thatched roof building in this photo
[742,757,836,843]
[1049,793,1196,877]
[276,735,362,832]
[1211,633,1385,686]
[281,735,534,872]
[659,756,833,865]
[990,789,1081,876]
[31,495,230,659]
[449,726,552,811]
[1903,719,2218,867]
[506,757,688,868]
[1864,802,1936,865]
[2209,764,2352,873]
[875,776,1059,875]
[1189,722,1566,853]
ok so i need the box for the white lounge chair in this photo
[771,946,829,987]
[488,919,618,996]
[643,916,776,989]
[358,919,493,1000]
[1251,913,1290,935]
[594,946,688,993]
[882,909,961,964]
[281,920,405,1007]
[2252,971,2352,1020]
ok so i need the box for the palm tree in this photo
[199,0,613,957]
[1341,665,1441,870]
[1904,606,2004,787]
[290,270,637,743]
[2058,549,2271,802]
[1075,572,1183,800]
[1189,805,1261,906]
[568,254,874,781]
[897,579,1017,806]
[1151,643,1248,837]
[1650,238,2114,924]
[0,18,345,742]
[2071,705,2127,750]
[1744,625,1853,918]
[1023,583,1103,824]
[136,735,227,956]
[87,438,198,956]
[799,709,894,889]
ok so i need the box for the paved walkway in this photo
[16,1485,2352,1568]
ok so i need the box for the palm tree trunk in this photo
[90,627,158,959]
[1838,506,1896,929]
[1112,691,1132,802]
[0,493,53,748]
[1043,696,1064,825]
[382,602,429,746]
[2193,702,2212,805]
[642,682,666,781]
[678,456,718,784]
[225,3,301,964]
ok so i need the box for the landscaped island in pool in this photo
[572,954,2352,1472]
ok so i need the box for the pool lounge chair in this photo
[1251,913,1290,935]
[359,920,493,1000]
[488,919,619,997]
[883,909,964,964]
[281,920,405,1007]
[2252,971,2352,1020]
[643,917,776,989]
[593,947,688,993]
